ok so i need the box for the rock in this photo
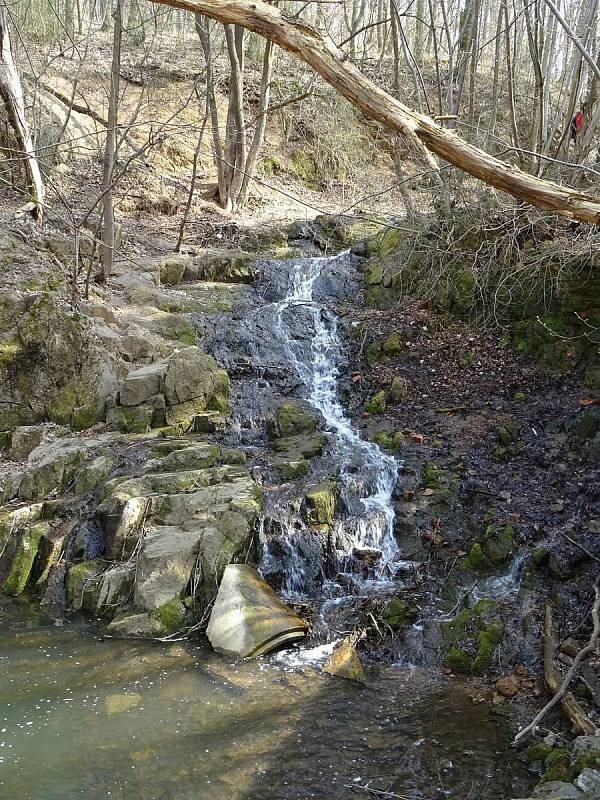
[184,249,255,284]
[532,782,582,799]
[119,362,168,406]
[381,597,418,630]
[66,560,104,611]
[561,638,582,658]
[365,390,386,415]
[323,637,366,683]
[573,737,600,759]
[133,526,204,613]
[73,455,114,494]
[1,522,46,595]
[158,254,190,286]
[495,675,520,697]
[97,564,135,611]
[274,402,318,438]
[382,332,402,355]
[106,403,154,434]
[576,770,600,793]
[163,347,229,429]
[206,564,307,657]
[107,611,164,637]
[8,425,48,461]
[387,376,409,404]
[104,693,141,714]
[303,483,335,526]
[155,443,220,472]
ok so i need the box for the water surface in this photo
[1,598,532,800]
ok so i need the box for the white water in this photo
[261,255,401,595]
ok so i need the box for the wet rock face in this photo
[206,564,307,657]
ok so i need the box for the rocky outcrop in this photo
[107,346,230,434]
[206,564,307,657]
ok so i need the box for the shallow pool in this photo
[0,597,532,800]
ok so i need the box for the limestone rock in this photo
[206,564,307,657]
[119,362,168,406]
[133,526,204,611]
[158,254,190,286]
[323,637,367,683]
[274,401,318,438]
[164,347,229,407]
[8,425,48,461]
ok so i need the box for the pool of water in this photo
[0,597,532,800]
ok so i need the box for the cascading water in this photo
[257,254,403,598]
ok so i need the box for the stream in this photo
[0,253,535,799]
[0,597,532,800]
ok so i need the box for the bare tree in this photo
[0,0,44,220]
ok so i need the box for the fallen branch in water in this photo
[514,583,600,744]
[343,784,411,798]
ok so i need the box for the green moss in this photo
[442,600,503,675]
[290,149,320,190]
[498,420,522,446]
[47,382,77,426]
[71,402,97,431]
[365,286,400,310]
[527,743,553,763]
[304,483,336,526]
[365,390,386,415]
[1,525,44,595]
[153,597,186,633]
[381,597,419,630]
[370,430,403,453]
[276,459,310,480]
[276,402,317,438]
[0,339,22,370]
[513,391,527,402]
[365,263,384,286]
[444,646,472,673]
[382,332,402,355]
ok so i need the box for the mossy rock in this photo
[527,743,553,763]
[1,523,46,595]
[275,402,318,438]
[365,285,401,310]
[381,597,419,631]
[365,390,386,415]
[304,483,336,526]
[152,597,186,633]
[370,430,403,454]
[497,420,522,446]
[541,749,574,784]
[365,263,384,286]
[462,526,514,572]
[275,459,310,481]
[382,332,402,355]
[442,599,504,675]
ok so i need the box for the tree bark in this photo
[100,0,122,281]
[0,0,44,220]
[148,0,600,224]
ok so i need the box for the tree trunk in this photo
[0,0,44,220]
[100,0,122,281]
[149,0,600,224]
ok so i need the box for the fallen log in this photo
[145,0,600,224]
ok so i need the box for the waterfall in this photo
[259,254,402,596]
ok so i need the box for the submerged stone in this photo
[206,564,307,657]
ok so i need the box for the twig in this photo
[514,581,600,744]
[559,531,600,565]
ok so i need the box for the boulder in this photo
[119,362,168,406]
[576,770,600,793]
[8,425,48,461]
[158,254,190,286]
[323,637,366,683]
[133,526,204,611]
[532,782,582,799]
[206,564,307,657]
